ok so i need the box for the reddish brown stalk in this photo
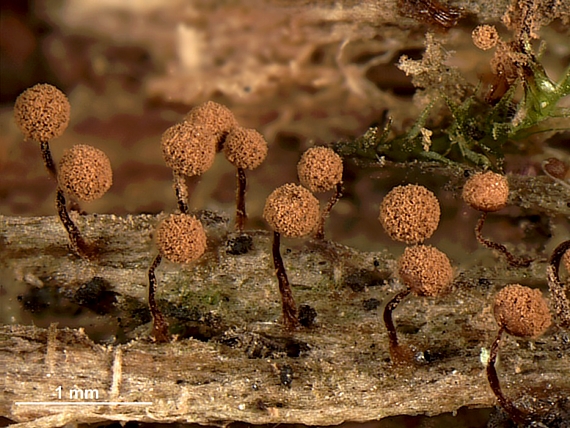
[475,212,532,267]
[235,167,247,232]
[486,327,528,424]
[55,188,89,258]
[383,288,412,364]
[314,182,343,240]
[40,140,58,181]
[272,231,299,331]
[173,171,189,214]
[148,253,170,343]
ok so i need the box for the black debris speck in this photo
[345,269,388,292]
[298,304,317,327]
[74,277,117,315]
[279,364,293,387]
[226,234,254,255]
[18,287,53,314]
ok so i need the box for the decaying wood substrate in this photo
[1,169,569,426]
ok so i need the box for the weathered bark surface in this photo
[1,170,569,426]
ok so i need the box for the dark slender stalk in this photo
[475,212,532,267]
[148,253,169,343]
[547,240,570,327]
[40,140,58,181]
[272,231,299,331]
[55,188,89,258]
[173,171,189,214]
[235,167,247,232]
[383,288,411,363]
[486,327,528,424]
[314,182,343,240]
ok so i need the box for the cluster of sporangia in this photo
[14,84,113,258]
[14,84,567,423]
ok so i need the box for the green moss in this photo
[336,32,570,170]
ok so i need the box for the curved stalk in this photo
[546,240,570,327]
[55,188,89,258]
[475,212,532,267]
[383,288,411,364]
[314,182,343,240]
[486,327,528,424]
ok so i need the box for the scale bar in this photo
[15,402,152,406]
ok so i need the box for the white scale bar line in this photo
[15,402,152,406]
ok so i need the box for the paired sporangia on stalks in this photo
[57,144,113,257]
[297,147,343,240]
[148,213,207,342]
[161,122,216,214]
[153,101,270,339]
[488,284,552,424]
[263,183,320,331]
[462,171,531,267]
[377,184,453,363]
[149,101,236,341]
[14,84,112,258]
[223,127,268,232]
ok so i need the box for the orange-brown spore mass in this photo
[398,245,454,297]
[14,83,71,142]
[297,147,343,193]
[161,122,216,176]
[58,144,112,201]
[472,25,500,50]
[155,214,207,264]
[493,284,551,338]
[462,171,509,212]
[379,184,440,244]
[184,101,238,151]
[263,183,319,237]
[223,127,268,170]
